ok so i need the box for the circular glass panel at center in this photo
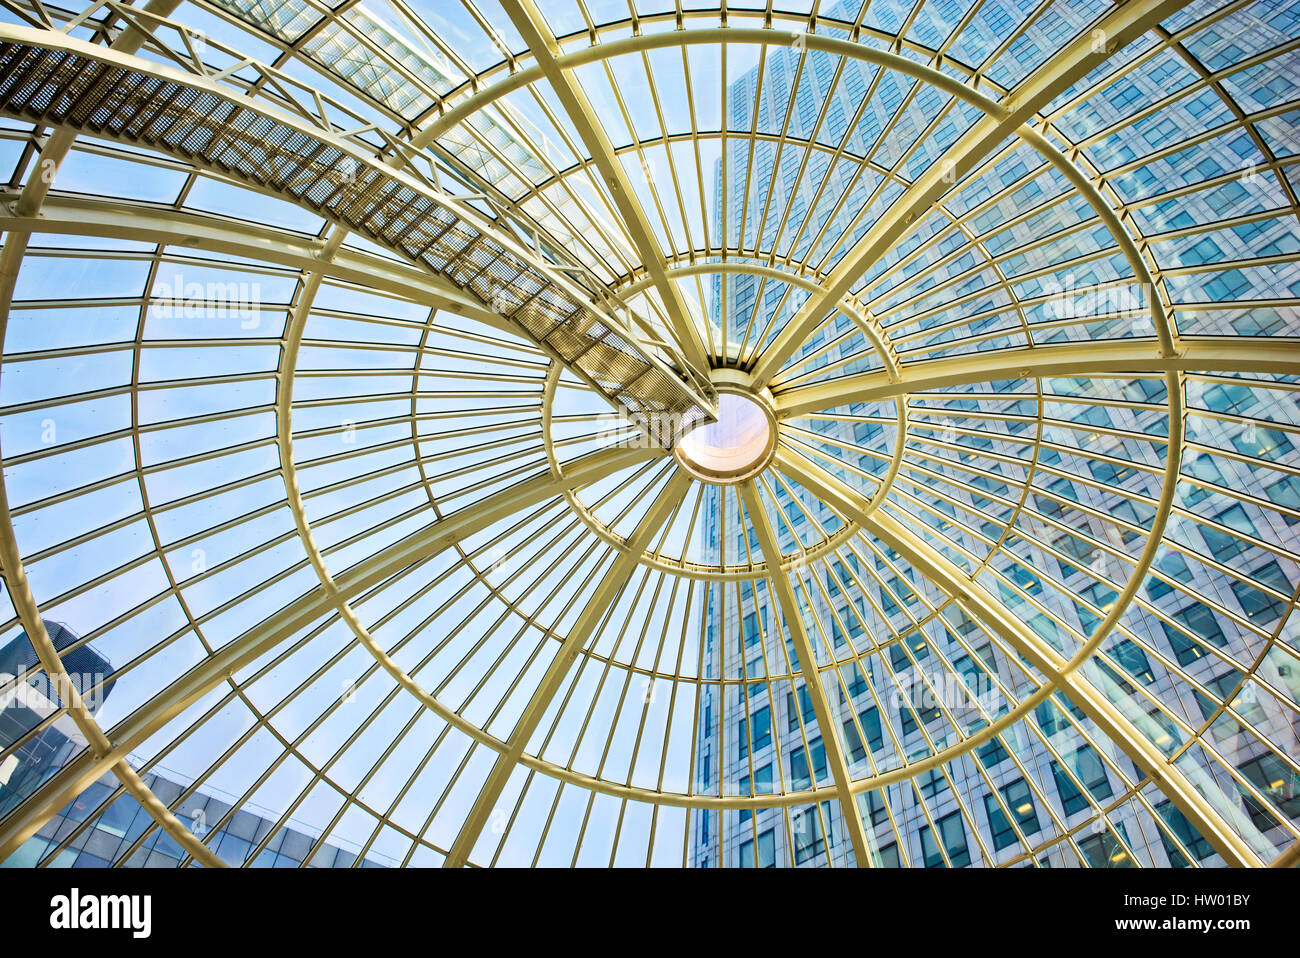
[674,392,775,484]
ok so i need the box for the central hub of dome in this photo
[674,390,776,484]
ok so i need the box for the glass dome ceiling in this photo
[0,0,1296,869]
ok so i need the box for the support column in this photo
[738,480,873,867]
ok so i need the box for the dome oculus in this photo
[674,391,776,484]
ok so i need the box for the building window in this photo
[1051,744,1113,815]
[789,736,827,790]
[792,802,836,865]
[872,841,901,867]
[983,777,1041,851]
[786,684,815,731]
[977,736,1010,767]
[899,697,941,737]
[842,663,869,700]
[737,763,771,824]
[1110,637,1155,684]
[1145,708,1182,755]
[842,718,867,763]
[1195,671,1245,723]
[1035,696,1084,736]
[863,789,890,828]
[1154,800,1215,866]
[1232,575,1287,625]
[918,768,948,802]
[1161,603,1229,665]
[918,811,970,868]
[859,705,884,751]
[1237,753,1300,830]
[1078,825,1134,868]
[739,828,776,868]
[737,705,771,760]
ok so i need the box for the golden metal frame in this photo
[0,0,1296,868]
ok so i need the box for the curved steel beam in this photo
[0,464,228,869]
[411,9,1191,391]
[0,22,712,439]
[497,0,711,377]
[774,339,1300,419]
[750,0,1193,387]
[774,447,1263,867]
[0,444,659,863]
[619,259,900,382]
[0,194,521,333]
[415,28,1003,150]
[443,468,691,867]
[0,0,228,870]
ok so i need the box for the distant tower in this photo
[0,621,114,817]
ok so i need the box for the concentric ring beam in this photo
[750,0,1194,387]
[496,0,711,378]
[739,479,873,867]
[776,450,1263,867]
[620,260,900,382]
[0,22,712,441]
[443,469,692,867]
[774,339,1300,419]
[413,10,1189,392]
[415,28,1004,149]
[0,445,660,864]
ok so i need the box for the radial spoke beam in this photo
[738,480,873,867]
[495,0,712,378]
[443,468,692,867]
[0,445,661,864]
[774,339,1300,419]
[750,0,1195,387]
[775,447,1264,867]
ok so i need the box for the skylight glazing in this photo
[0,0,1296,869]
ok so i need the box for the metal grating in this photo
[0,36,714,443]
